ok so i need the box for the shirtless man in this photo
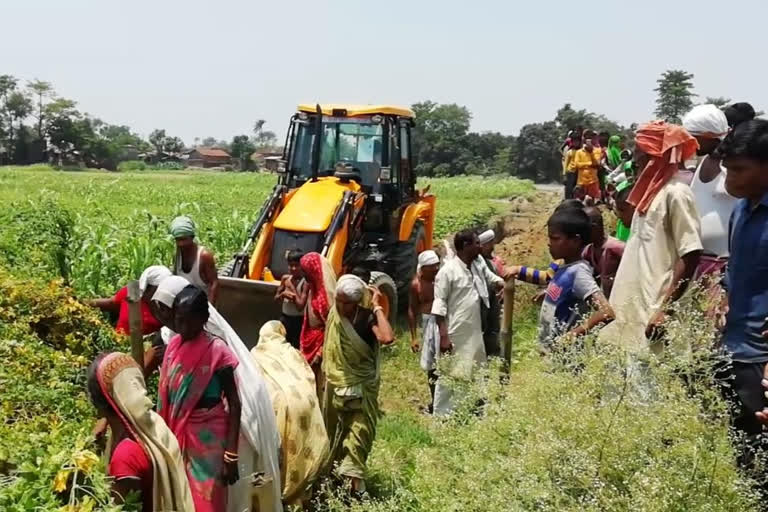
[408,250,440,413]
[170,215,219,304]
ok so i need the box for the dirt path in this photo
[495,188,560,267]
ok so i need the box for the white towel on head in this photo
[138,265,172,295]
[478,229,495,245]
[417,250,439,271]
[683,104,729,140]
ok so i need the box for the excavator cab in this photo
[217,104,435,347]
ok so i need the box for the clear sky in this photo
[5,0,765,144]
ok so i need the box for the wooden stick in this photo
[126,280,144,370]
[500,278,516,374]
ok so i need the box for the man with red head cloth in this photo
[599,121,703,354]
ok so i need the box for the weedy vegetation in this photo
[0,166,758,511]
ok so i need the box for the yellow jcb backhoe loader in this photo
[216,104,436,347]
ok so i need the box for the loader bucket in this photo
[215,276,281,349]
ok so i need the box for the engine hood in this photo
[273,177,360,233]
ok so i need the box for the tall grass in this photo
[0,168,533,295]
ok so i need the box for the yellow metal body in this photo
[273,177,360,232]
[297,103,415,119]
[398,195,436,248]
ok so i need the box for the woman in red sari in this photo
[299,252,337,396]
[157,285,242,512]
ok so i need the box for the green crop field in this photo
[0,166,758,511]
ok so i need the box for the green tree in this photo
[654,70,695,124]
[5,91,32,150]
[27,79,53,141]
[703,96,731,108]
[252,119,277,150]
[231,134,256,170]
[516,121,561,182]
[148,129,167,154]
[411,101,472,176]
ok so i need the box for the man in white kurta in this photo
[431,231,504,415]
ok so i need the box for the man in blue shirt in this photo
[717,119,768,480]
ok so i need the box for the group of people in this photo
[87,217,395,511]
[407,101,768,495]
[84,99,768,509]
[555,102,768,492]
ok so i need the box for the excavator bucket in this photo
[215,276,281,349]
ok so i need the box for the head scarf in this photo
[258,320,287,345]
[251,320,330,505]
[138,265,172,295]
[152,276,190,308]
[336,274,367,304]
[606,135,623,168]
[478,229,495,245]
[417,250,439,272]
[170,216,196,239]
[682,104,729,140]
[627,121,698,215]
[94,352,195,511]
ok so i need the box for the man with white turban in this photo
[322,274,395,495]
[683,104,737,286]
[408,250,441,412]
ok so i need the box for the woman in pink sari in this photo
[158,285,242,512]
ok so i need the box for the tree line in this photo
[0,69,752,179]
[412,69,754,182]
[0,75,278,170]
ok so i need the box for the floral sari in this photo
[158,331,239,512]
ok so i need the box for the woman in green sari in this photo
[322,275,395,495]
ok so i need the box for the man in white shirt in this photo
[431,230,504,415]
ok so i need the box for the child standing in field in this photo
[538,208,614,351]
[276,250,307,350]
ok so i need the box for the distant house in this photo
[251,150,283,170]
[187,147,232,168]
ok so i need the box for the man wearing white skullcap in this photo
[473,230,504,357]
[683,104,737,285]
[409,250,441,412]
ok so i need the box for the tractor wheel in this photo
[393,222,427,310]
[369,271,398,325]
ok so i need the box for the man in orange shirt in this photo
[569,131,604,200]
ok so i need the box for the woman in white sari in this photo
[151,276,283,512]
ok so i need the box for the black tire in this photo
[369,271,398,325]
[393,222,426,310]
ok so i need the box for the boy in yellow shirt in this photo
[568,132,603,200]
